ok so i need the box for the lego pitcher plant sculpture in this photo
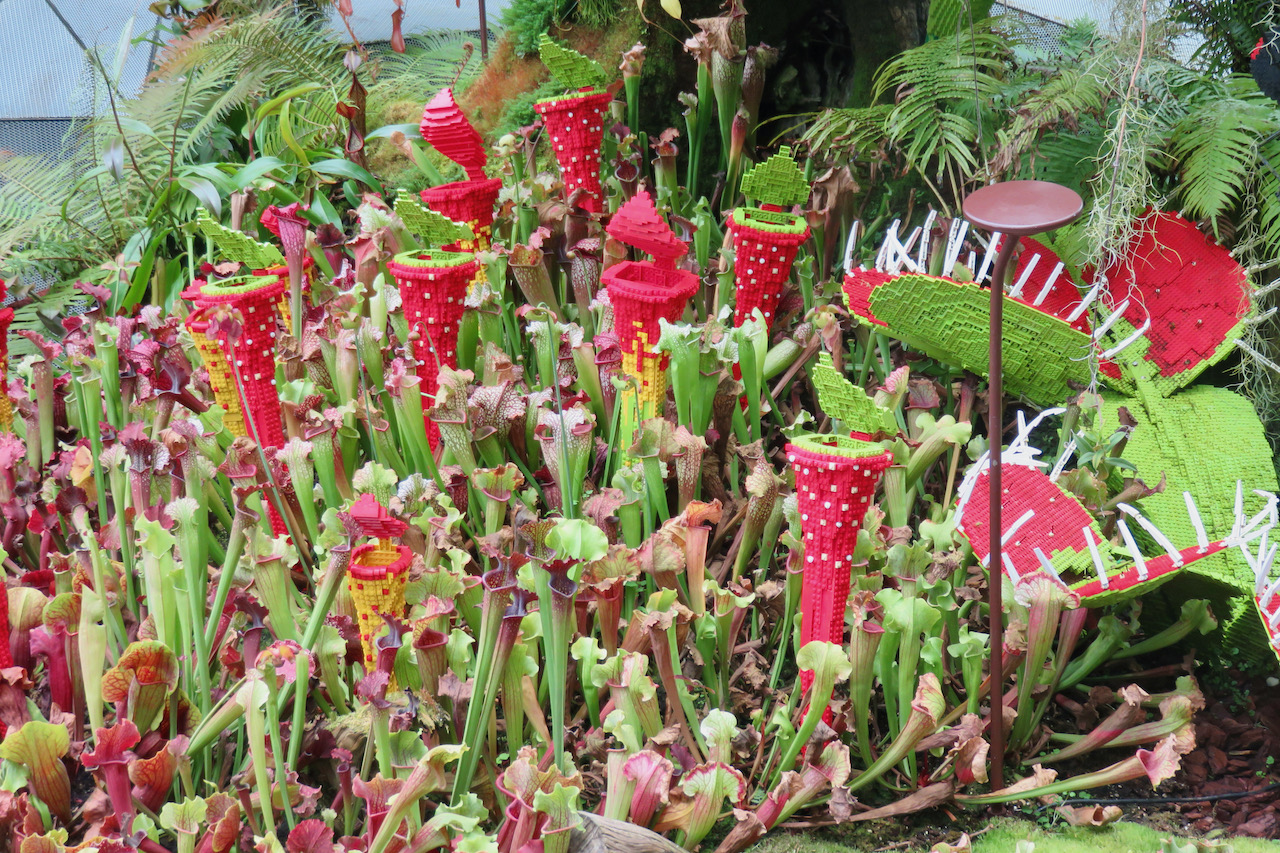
[602,191,700,443]
[388,197,479,450]
[536,35,613,213]
[728,146,812,332]
[419,87,501,291]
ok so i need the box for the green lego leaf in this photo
[810,352,898,435]
[866,273,1092,404]
[394,195,475,248]
[740,146,810,209]
[195,208,284,269]
[1101,385,1278,660]
[538,34,606,90]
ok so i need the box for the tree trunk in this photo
[842,0,931,106]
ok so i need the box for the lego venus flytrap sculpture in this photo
[419,88,501,291]
[786,434,892,696]
[989,212,1276,655]
[602,191,699,440]
[536,36,612,213]
[1090,211,1279,656]
[846,207,1280,665]
[954,409,1275,604]
[345,494,413,675]
[388,196,478,450]
[1242,529,1280,664]
[729,147,811,331]
[842,214,1098,407]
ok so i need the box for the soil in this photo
[758,663,1280,851]
[1163,669,1280,839]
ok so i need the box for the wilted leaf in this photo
[1056,805,1123,827]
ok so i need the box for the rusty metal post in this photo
[962,180,1083,793]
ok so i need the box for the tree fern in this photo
[368,31,482,119]
[1019,117,1107,195]
[989,67,1109,177]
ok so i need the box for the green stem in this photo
[263,676,295,831]
[202,519,248,655]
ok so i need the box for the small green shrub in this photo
[497,79,562,135]
[573,0,617,28]
[502,0,559,56]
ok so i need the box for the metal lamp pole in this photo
[961,180,1082,791]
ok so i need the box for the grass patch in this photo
[746,817,1280,853]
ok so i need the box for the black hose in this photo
[1059,782,1280,807]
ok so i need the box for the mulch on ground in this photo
[1173,669,1280,839]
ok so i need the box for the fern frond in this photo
[1168,95,1277,222]
[1021,116,1108,193]
[989,67,1108,177]
[368,31,481,116]
[872,26,1010,180]
[801,106,892,161]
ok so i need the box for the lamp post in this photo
[961,180,1082,790]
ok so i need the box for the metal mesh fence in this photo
[0,0,159,164]
[994,2,1070,55]
[994,1,1203,64]
[326,0,505,40]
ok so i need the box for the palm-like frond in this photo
[801,105,892,162]
[990,67,1109,177]
[1251,133,1280,257]
[368,31,481,117]
[1168,94,1277,221]
[1169,0,1268,73]
[1020,116,1107,195]
[872,27,1010,181]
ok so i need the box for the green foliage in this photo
[804,14,1280,268]
[572,0,618,28]
[871,25,1010,183]
[502,0,559,57]
[802,104,893,163]
[1168,90,1277,223]
[497,80,564,135]
[1170,0,1270,73]
[926,0,993,40]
